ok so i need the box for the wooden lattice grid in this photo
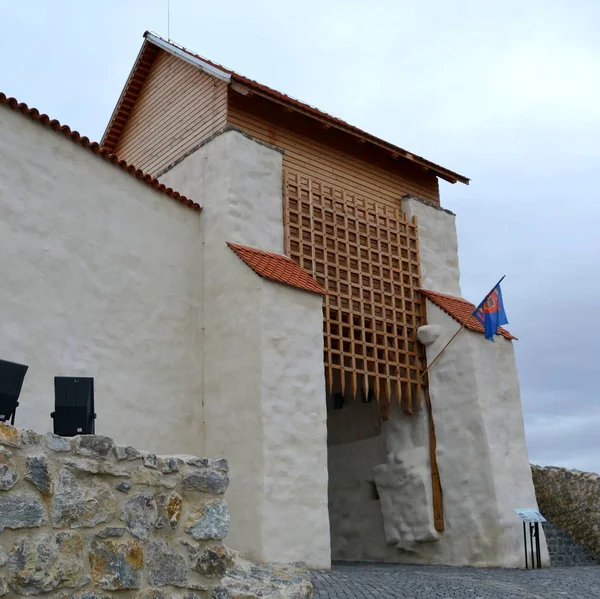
[283,169,427,417]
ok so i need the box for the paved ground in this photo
[312,563,600,598]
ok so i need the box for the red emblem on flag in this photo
[483,290,499,314]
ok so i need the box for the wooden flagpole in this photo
[420,275,506,379]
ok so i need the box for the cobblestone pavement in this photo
[312,563,600,598]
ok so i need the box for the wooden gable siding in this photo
[227,91,440,209]
[114,49,228,176]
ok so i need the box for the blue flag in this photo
[473,282,509,342]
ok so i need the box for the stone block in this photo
[45,433,72,452]
[156,492,183,529]
[0,493,47,530]
[116,480,132,493]
[25,455,52,495]
[115,445,142,461]
[7,532,85,594]
[21,429,45,446]
[121,492,158,540]
[52,467,116,528]
[95,527,126,538]
[89,539,144,591]
[0,424,20,448]
[74,435,114,459]
[208,458,229,473]
[0,451,18,491]
[192,545,233,577]
[182,470,229,495]
[159,456,180,473]
[143,453,159,469]
[146,539,188,588]
[185,501,230,540]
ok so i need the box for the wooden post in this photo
[424,375,444,531]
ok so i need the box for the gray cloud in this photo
[2,0,599,471]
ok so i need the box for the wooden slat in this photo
[284,169,426,412]
[125,97,228,173]
[228,93,440,208]
[114,50,228,176]
[230,109,438,204]
[117,66,227,164]
[116,58,216,149]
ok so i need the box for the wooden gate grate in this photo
[283,169,427,417]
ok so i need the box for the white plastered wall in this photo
[401,195,461,296]
[397,194,546,566]
[422,302,549,567]
[0,104,203,455]
[160,129,331,568]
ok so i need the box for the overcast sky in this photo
[2,1,599,472]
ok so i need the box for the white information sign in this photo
[514,509,547,523]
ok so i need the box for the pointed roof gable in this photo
[102,32,469,186]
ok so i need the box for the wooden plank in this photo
[117,68,223,150]
[125,97,227,173]
[114,50,228,175]
[228,96,440,206]
[424,383,445,532]
[117,77,225,158]
[230,110,438,205]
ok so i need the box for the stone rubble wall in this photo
[0,423,232,598]
[532,464,600,562]
[542,521,598,567]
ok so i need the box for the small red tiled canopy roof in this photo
[0,92,200,212]
[227,242,326,295]
[421,288,516,340]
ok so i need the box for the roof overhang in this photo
[227,78,469,185]
[102,32,469,186]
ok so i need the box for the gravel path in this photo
[312,562,600,598]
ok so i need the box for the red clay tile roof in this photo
[227,242,326,295]
[102,32,469,186]
[421,288,516,340]
[0,92,201,212]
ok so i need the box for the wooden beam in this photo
[424,384,444,532]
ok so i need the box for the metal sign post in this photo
[514,509,546,569]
